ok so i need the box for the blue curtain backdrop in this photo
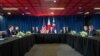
[90,14,100,29]
[1,15,100,32]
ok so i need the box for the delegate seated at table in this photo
[14,26,20,35]
[6,25,15,37]
[89,25,96,36]
[31,27,36,33]
[80,26,88,37]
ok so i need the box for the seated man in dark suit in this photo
[36,27,40,33]
[62,27,66,33]
[62,27,69,34]
[89,25,96,36]
[14,26,20,35]
[49,27,54,34]
[31,27,36,33]
[65,27,69,33]
[84,26,89,33]
[59,29,63,34]
[6,25,15,37]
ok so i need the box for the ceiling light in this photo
[94,8,100,10]
[25,7,28,9]
[78,7,82,9]
[54,0,56,3]
[26,12,31,14]
[2,7,18,10]
[84,12,90,15]
[22,13,25,15]
[50,12,54,15]
[7,12,11,15]
[77,12,83,14]
[45,0,55,2]
[49,7,64,10]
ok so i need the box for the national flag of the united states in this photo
[40,26,47,33]
[40,19,47,33]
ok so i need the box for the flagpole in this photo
[47,17,51,33]
[52,17,57,33]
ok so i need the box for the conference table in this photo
[0,35,35,56]
[0,34,100,56]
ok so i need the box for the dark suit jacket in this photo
[90,29,96,36]
[6,30,14,37]
[31,30,36,33]
[15,30,20,35]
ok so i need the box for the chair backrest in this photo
[0,31,7,38]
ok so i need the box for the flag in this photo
[52,17,57,33]
[40,19,47,33]
[46,17,51,33]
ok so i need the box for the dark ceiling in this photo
[0,0,100,16]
